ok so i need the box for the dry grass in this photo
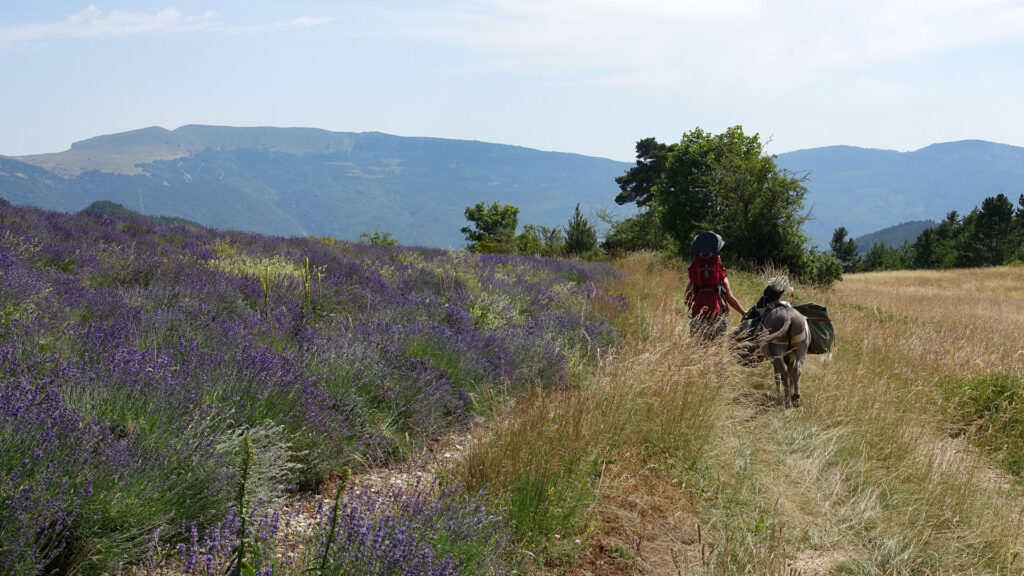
[697,265,1024,574]
[459,256,1024,575]
[832,267,1024,376]
[458,253,741,570]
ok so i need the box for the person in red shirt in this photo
[684,232,746,339]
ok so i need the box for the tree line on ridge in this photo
[831,193,1024,272]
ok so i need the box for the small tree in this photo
[359,231,398,246]
[565,203,598,257]
[539,225,566,256]
[859,242,908,271]
[517,224,564,257]
[830,227,859,272]
[461,201,519,254]
[801,248,844,287]
[974,193,1016,265]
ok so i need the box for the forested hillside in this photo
[853,220,937,253]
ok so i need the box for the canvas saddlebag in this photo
[733,302,835,357]
[793,302,834,354]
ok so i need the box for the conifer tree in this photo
[565,203,598,257]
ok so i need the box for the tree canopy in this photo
[614,138,674,207]
[849,193,1024,272]
[615,126,809,272]
[461,201,519,253]
[461,201,580,258]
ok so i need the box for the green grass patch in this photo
[406,340,475,393]
[943,372,1024,476]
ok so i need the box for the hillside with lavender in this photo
[0,202,622,575]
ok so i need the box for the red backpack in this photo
[688,254,727,317]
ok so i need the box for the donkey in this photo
[758,302,811,408]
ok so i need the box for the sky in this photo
[2,1,1024,161]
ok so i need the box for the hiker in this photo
[684,232,746,339]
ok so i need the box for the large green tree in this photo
[617,126,808,270]
[614,138,675,207]
[973,193,1016,265]
[703,127,808,268]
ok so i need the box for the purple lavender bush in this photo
[147,480,519,576]
[0,202,620,573]
[302,480,520,576]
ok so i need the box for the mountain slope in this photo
[2,126,632,247]
[6,127,1024,249]
[777,140,1024,247]
[853,219,937,253]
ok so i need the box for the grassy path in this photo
[460,256,1024,574]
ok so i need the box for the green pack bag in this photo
[794,302,834,354]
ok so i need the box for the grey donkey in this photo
[755,277,811,408]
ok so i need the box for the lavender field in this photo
[0,203,622,575]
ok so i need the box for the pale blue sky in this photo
[3,1,1024,160]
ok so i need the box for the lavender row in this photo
[0,203,621,574]
[138,480,518,576]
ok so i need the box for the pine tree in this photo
[565,203,598,257]
[830,227,859,271]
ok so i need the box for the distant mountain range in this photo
[0,125,631,248]
[2,125,1023,249]
[776,140,1024,247]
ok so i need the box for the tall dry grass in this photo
[700,265,1024,574]
[459,252,741,565]
[458,256,1024,574]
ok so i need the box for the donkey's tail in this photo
[761,313,792,344]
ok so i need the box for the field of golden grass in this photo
[459,255,1024,575]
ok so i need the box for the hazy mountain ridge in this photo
[4,126,1024,248]
[853,220,938,253]
[777,140,1024,247]
[2,126,632,247]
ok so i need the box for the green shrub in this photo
[798,248,843,287]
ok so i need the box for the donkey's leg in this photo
[772,354,789,407]
[786,353,801,408]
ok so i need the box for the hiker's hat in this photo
[691,231,724,256]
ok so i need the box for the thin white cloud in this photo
[385,0,1024,91]
[0,5,337,45]
[273,16,338,30]
[0,5,216,44]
